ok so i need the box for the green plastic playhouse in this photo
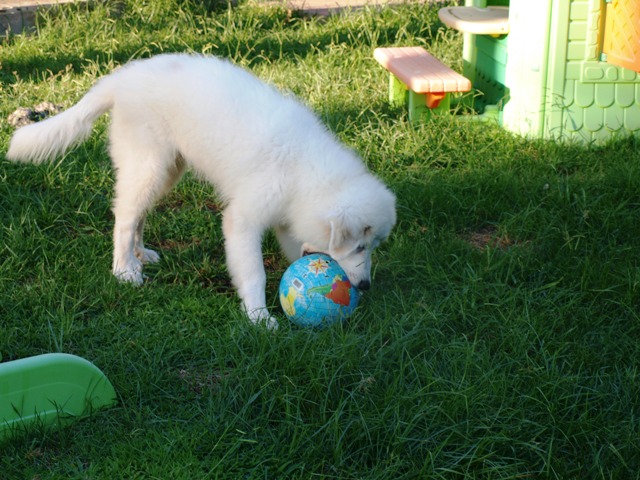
[438,0,640,144]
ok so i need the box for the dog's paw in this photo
[247,309,279,330]
[136,248,160,264]
[113,265,145,285]
[260,316,280,330]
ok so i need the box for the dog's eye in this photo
[355,245,366,254]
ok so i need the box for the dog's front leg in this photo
[223,210,278,329]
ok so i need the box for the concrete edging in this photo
[1,0,83,36]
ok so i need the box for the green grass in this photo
[1,1,640,478]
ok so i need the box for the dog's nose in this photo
[357,279,371,291]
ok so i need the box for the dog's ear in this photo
[328,219,356,257]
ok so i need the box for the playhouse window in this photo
[602,0,640,73]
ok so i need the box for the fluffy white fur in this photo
[7,54,396,327]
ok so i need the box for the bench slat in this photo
[374,46,471,93]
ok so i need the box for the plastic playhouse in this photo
[0,353,116,440]
[376,0,640,144]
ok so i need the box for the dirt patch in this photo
[178,368,230,395]
[465,225,516,251]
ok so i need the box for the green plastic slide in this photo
[0,353,116,440]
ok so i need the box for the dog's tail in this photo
[6,80,114,164]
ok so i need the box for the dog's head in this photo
[302,176,396,290]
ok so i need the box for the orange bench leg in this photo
[408,90,451,121]
[389,74,452,121]
[425,92,447,109]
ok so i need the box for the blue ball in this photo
[279,253,359,327]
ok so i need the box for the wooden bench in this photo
[374,46,472,121]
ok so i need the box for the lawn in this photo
[1,0,639,478]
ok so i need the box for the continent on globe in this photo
[307,275,353,306]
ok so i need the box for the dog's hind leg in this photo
[109,127,183,284]
[133,156,186,265]
[275,226,302,263]
[133,212,159,264]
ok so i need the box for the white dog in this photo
[7,54,396,327]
